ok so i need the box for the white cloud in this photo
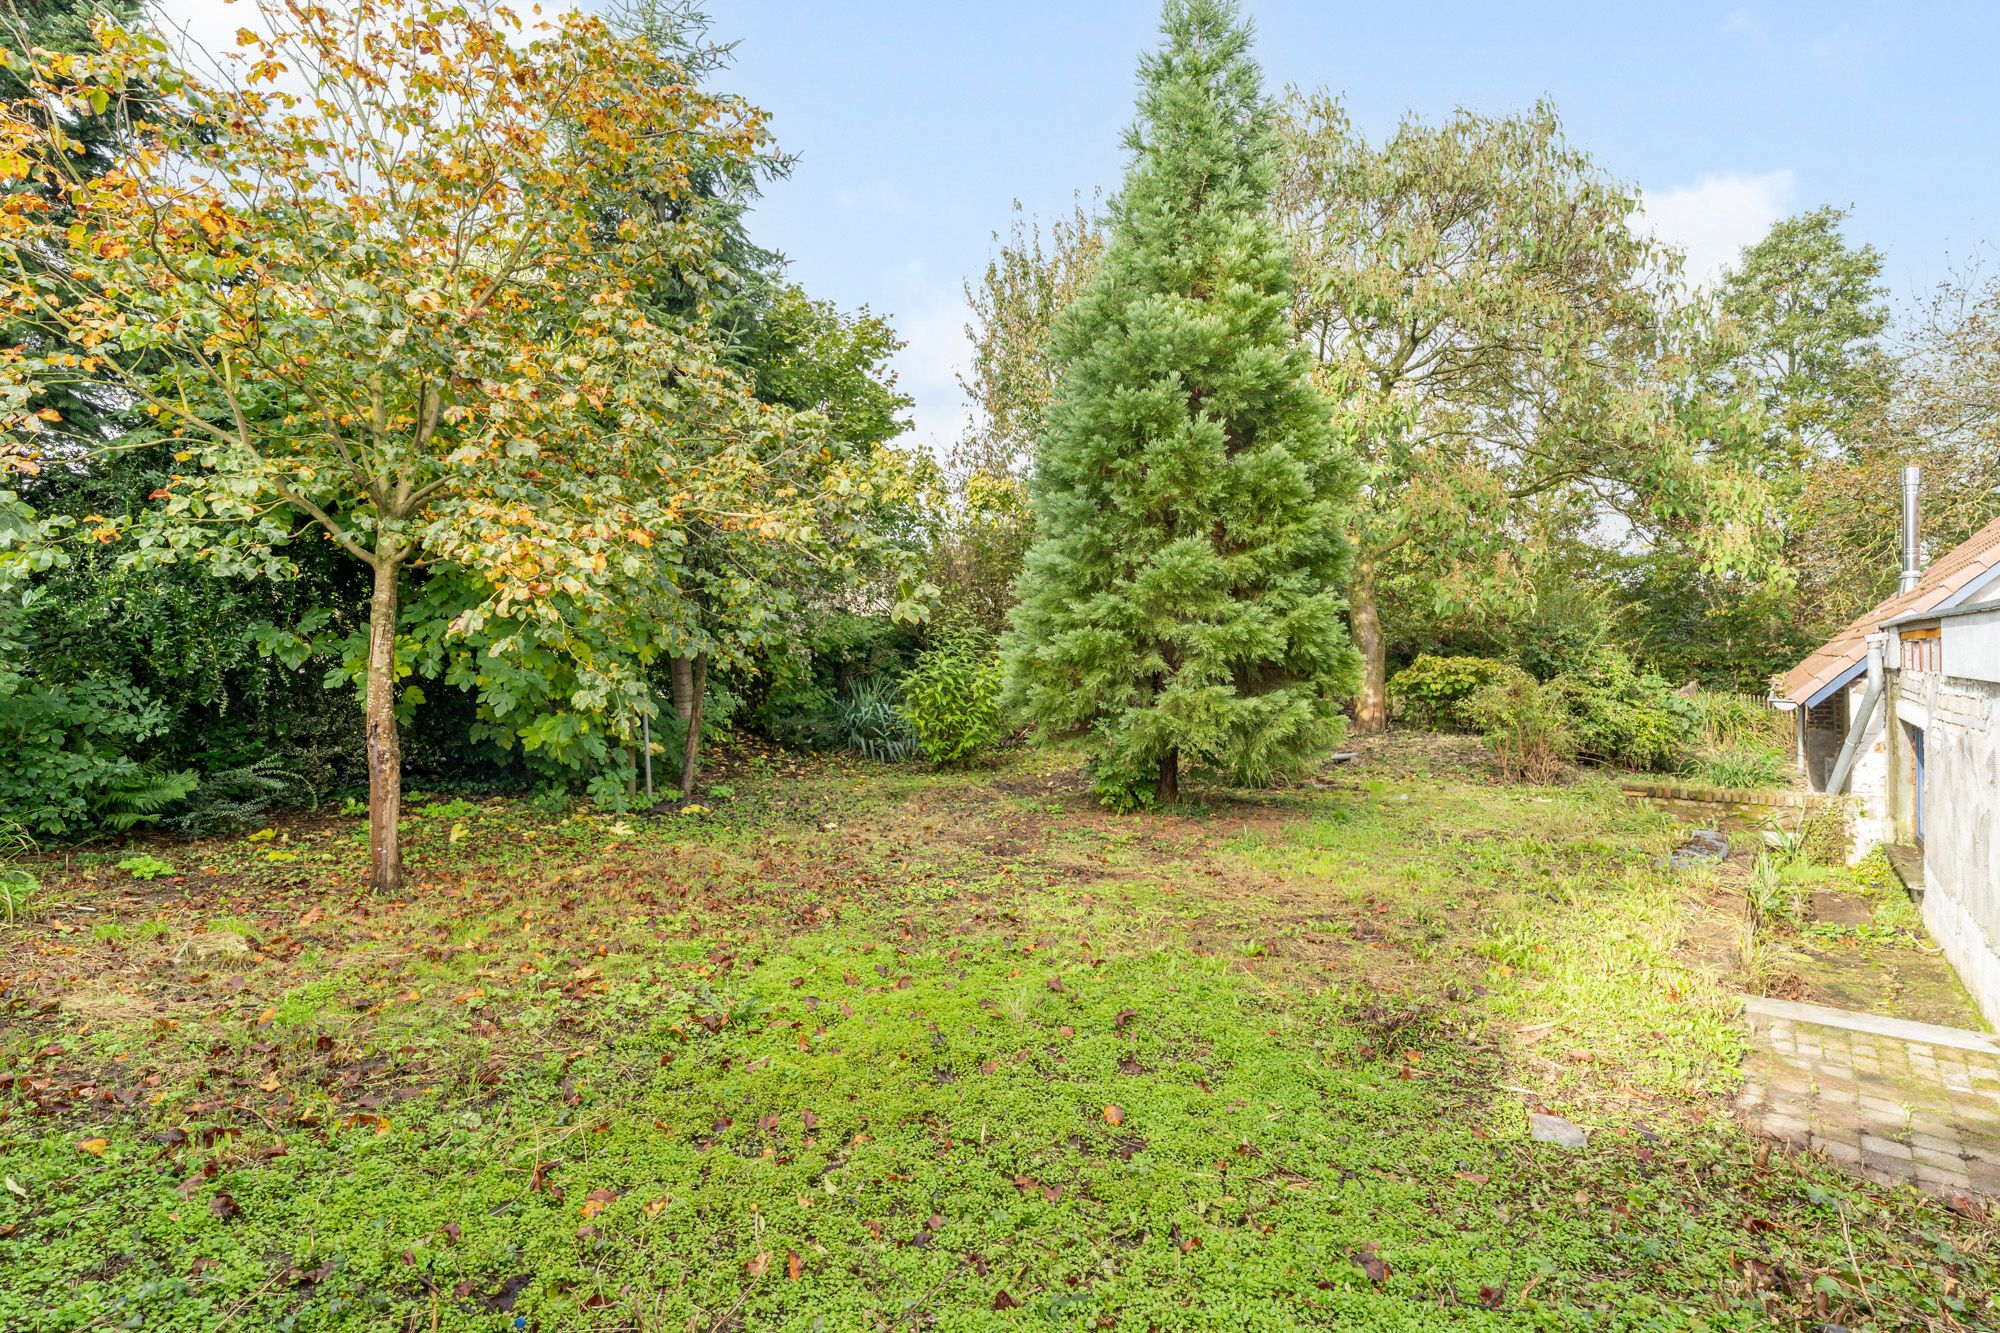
[835,181,913,217]
[1639,168,1797,289]
[1722,9,1765,39]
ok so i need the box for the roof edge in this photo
[1802,659,1866,709]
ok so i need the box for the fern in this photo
[96,767,199,833]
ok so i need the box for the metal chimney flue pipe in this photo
[1900,465,1923,594]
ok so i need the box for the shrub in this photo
[899,624,1005,766]
[1389,655,1529,732]
[1547,648,1693,772]
[1511,578,1619,682]
[750,613,923,754]
[1465,674,1577,783]
[0,671,198,838]
[757,675,922,763]
[1685,689,1788,752]
[162,757,316,837]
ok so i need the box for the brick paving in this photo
[1738,996,2000,1199]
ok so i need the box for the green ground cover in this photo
[1,739,1991,1330]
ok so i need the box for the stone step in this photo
[1744,994,1994,1053]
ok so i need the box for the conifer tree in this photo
[1000,0,1360,808]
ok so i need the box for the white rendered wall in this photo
[1915,674,2000,1027]
[1845,676,1893,859]
[1943,606,2000,684]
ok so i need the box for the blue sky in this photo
[705,1,2000,451]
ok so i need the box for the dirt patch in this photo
[1343,729,1494,780]
[1783,941,1981,1029]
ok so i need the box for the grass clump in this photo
[1686,744,1791,791]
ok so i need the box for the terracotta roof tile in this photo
[1778,513,2000,705]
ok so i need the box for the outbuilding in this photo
[1777,469,2000,1025]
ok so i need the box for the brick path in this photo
[1737,996,2000,1199]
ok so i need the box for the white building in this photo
[1778,470,2000,1027]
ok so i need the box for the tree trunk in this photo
[1351,552,1388,734]
[364,555,404,892]
[671,653,709,797]
[1157,746,1179,805]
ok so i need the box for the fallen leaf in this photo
[786,1250,803,1281]
[579,1188,617,1219]
[1103,1104,1124,1126]
[78,1138,108,1156]
[992,1290,1020,1310]
[745,1251,770,1278]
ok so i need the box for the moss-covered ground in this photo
[1,737,1992,1330]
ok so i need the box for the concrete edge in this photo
[1620,781,1844,809]
[1743,994,2000,1055]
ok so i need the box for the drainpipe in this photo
[1900,465,1923,594]
[1827,633,1887,794]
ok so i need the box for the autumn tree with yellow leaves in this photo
[0,0,849,888]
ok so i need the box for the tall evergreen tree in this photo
[1001,0,1360,809]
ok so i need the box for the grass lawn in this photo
[1,736,1992,1331]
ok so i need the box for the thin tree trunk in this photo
[1351,551,1388,734]
[1158,747,1179,805]
[671,653,709,797]
[364,555,404,892]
